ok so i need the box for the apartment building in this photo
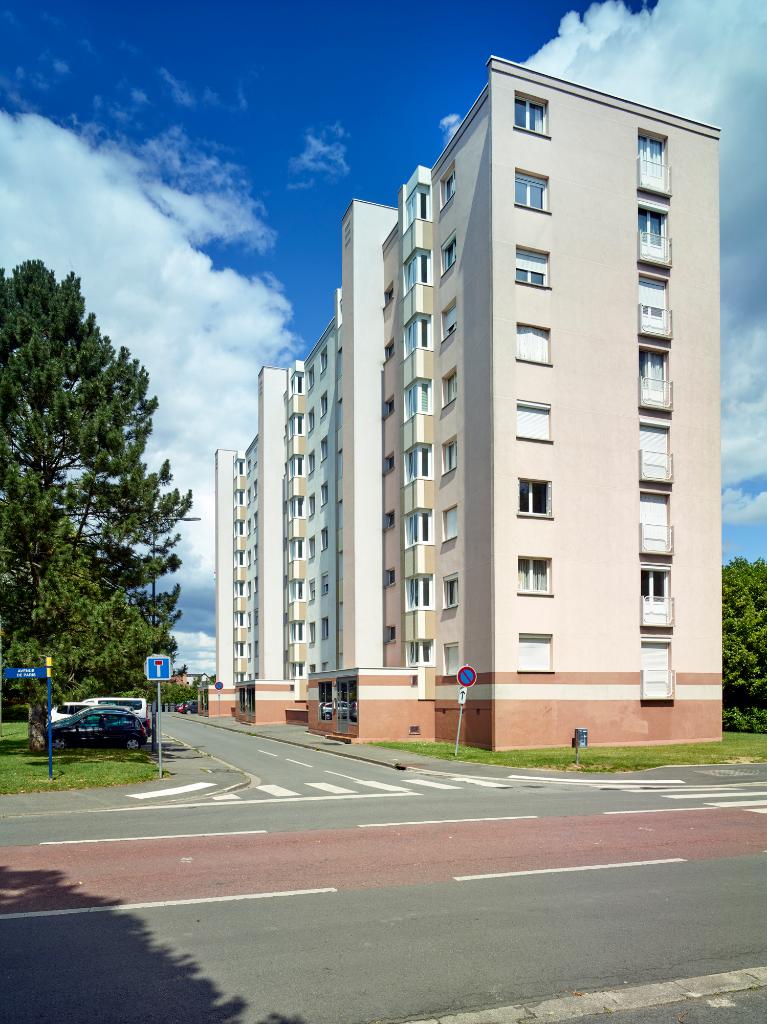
[213,57,721,748]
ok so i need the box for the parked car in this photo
[50,702,90,723]
[82,697,151,734]
[50,708,148,750]
[319,702,333,721]
[185,701,198,715]
[175,702,188,713]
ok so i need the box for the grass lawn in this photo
[0,721,159,794]
[373,732,767,773]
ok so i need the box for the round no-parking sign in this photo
[456,665,477,687]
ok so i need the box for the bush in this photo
[723,707,767,734]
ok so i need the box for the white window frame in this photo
[384,568,396,587]
[407,640,434,667]
[405,509,433,547]
[405,316,432,355]
[443,574,459,609]
[518,557,552,595]
[442,370,458,407]
[515,172,548,211]
[516,324,550,364]
[321,573,329,595]
[518,479,552,517]
[518,634,552,672]
[320,482,328,506]
[288,455,304,479]
[444,643,459,675]
[320,393,328,419]
[321,616,329,640]
[404,250,431,291]
[514,95,547,134]
[442,303,457,340]
[442,437,458,474]
[320,527,328,551]
[516,402,551,441]
[289,538,305,561]
[442,235,457,273]
[320,437,328,462]
[405,444,432,483]
[405,380,432,419]
[405,185,431,227]
[320,348,328,375]
[290,621,305,643]
[441,168,455,207]
[290,579,305,601]
[516,249,549,287]
[443,505,458,541]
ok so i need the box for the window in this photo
[290,662,305,680]
[315,616,327,642]
[641,567,669,599]
[515,95,546,133]
[442,235,457,273]
[308,452,315,474]
[516,249,548,286]
[442,303,457,339]
[405,315,431,354]
[517,402,550,441]
[308,494,316,517]
[405,380,432,419]
[384,341,395,361]
[639,350,670,408]
[309,622,316,644]
[235,490,246,506]
[320,482,328,506]
[406,509,432,546]
[320,437,328,461]
[519,480,551,517]
[443,505,458,541]
[405,445,432,483]
[290,579,304,601]
[444,643,459,675]
[404,250,431,291]
[308,409,315,432]
[639,277,670,333]
[384,285,394,305]
[408,640,433,666]
[320,527,328,551]
[405,185,430,226]
[289,496,305,519]
[383,510,395,529]
[443,574,459,609]
[442,168,455,206]
[516,325,550,363]
[518,557,551,594]
[443,437,458,473]
[407,575,433,610]
[309,579,316,601]
[638,134,667,190]
[518,634,552,671]
[383,453,395,473]
[384,567,396,587]
[308,536,316,559]
[320,348,328,374]
[290,622,304,643]
[384,625,396,643]
[383,396,395,417]
[291,372,304,395]
[442,370,458,406]
[320,393,328,418]
[307,367,315,391]
[515,172,547,210]
[234,580,245,596]
[289,455,304,478]
[321,573,329,595]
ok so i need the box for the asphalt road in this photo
[2,717,766,1024]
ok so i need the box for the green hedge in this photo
[723,707,767,734]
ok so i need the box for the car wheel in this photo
[126,737,141,750]
[52,737,67,750]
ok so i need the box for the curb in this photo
[161,732,253,795]
[403,965,767,1023]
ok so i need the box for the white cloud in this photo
[439,113,461,143]
[0,111,298,668]
[722,488,767,525]
[173,630,216,673]
[524,0,767,493]
[158,67,195,108]
[288,123,349,185]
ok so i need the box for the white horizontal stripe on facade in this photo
[241,692,296,701]
[434,684,720,701]
[358,685,420,700]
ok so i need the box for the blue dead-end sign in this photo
[145,655,172,680]
[457,664,477,687]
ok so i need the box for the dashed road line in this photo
[455,858,686,882]
[40,829,268,845]
[359,815,538,828]
[284,758,313,768]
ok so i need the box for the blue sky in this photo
[1,0,766,670]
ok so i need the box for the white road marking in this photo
[404,779,461,790]
[257,749,280,757]
[325,771,411,793]
[502,773,686,787]
[256,784,300,797]
[604,807,720,815]
[0,888,337,921]
[455,858,686,882]
[129,782,216,800]
[706,798,767,808]
[359,815,538,828]
[664,791,767,800]
[454,778,508,789]
[40,830,268,846]
[305,782,354,794]
[285,758,313,768]
[211,793,241,801]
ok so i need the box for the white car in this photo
[50,702,90,723]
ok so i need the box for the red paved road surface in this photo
[2,809,766,914]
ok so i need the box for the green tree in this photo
[0,260,192,749]
[722,557,767,712]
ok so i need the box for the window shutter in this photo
[639,425,668,453]
[546,481,553,515]
[640,494,668,525]
[516,326,549,362]
[519,635,551,671]
[517,404,550,439]
[639,278,666,308]
[641,642,669,672]
[516,250,547,275]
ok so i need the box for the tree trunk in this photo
[28,702,48,752]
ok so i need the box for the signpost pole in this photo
[45,655,53,782]
[453,665,477,758]
[156,678,162,780]
[454,701,464,757]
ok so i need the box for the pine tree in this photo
[0,261,192,749]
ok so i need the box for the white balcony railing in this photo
[638,304,673,338]
[641,669,675,700]
[639,376,673,410]
[639,449,673,482]
[637,156,671,194]
[638,231,672,266]
[640,522,674,554]
[641,595,674,627]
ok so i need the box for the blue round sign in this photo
[457,665,477,687]
[214,681,224,690]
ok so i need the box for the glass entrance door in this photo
[335,678,358,735]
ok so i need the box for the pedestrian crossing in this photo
[207,772,513,802]
[653,785,767,814]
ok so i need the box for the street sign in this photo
[458,687,467,705]
[3,666,48,678]
[456,664,477,688]
[214,681,224,690]
[144,655,171,680]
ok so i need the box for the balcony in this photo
[639,376,673,411]
[638,303,673,338]
[639,449,673,483]
[637,156,671,195]
[234,505,247,522]
[641,669,675,700]
[639,523,674,554]
[640,595,674,627]
[638,231,672,267]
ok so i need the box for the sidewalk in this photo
[0,736,247,818]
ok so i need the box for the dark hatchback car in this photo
[50,708,148,750]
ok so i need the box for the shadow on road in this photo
[0,865,306,1024]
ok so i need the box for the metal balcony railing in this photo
[638,231,672,266]
[639,449,673,482]
[641,669,675,700]
[637,156,671,194]
[640,595,674,627]
[639,376,673,410]
[638,303,673,338]
[639,523,674,554]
